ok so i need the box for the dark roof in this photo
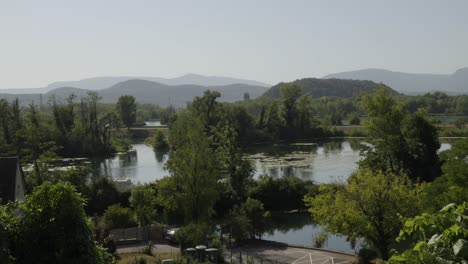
[0,157,20,203]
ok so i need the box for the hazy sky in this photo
[1,0,467,88]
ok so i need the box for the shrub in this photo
[176,223,211,250]
[249,176,318,211]
[101,204,136,229]
[152,129,169,150]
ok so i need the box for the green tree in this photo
[190,90,221,130]
[226,207,251,243]
[387,203,468,263]
[305,169,421,260]
[359,87,441,182]
[166,111,218,222]
[151,129,168,150]
[175,223,211,250]
[116,95,137,129]
[86,177,122,215]
[129,185,157,226]
[101,204,136,229]
[17,182,111,264]
[240,198,271,240]
[280,83,303,130]
[296,94,318,132]
[249,176,318,211]
[0,204,16,264]
[421,138,468,212]
[17,103,60,179]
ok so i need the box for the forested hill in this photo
[262,78,399,98]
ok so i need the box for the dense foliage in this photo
[116,95,137,128]
[387,203,468,263]
[249,176,318,211]
[359,88,441,182]
[305,170,421,260]
[421,138,468,212]
[0,93,128,161]
[17,182,113,264]
[101,204,136,229]
[263,78,398,98]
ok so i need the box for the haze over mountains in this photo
[0,77,270,107]
[324,67,468,95]
[1,68,467,107]
[0,74,270,94]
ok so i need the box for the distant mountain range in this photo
[262,78,398,98]
[323,67,468,95]
[0,79,269,107]
[0,74,270,94]
[1,68,466,106]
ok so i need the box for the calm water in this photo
[93,140,452,252]
[97,140,451,184]
[94,143,169,183]
[264,213,361,254]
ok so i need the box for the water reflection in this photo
[264,213,359,254]
[93,143,169,184]
[246,140,365,183]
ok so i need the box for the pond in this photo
[94,140,452,184]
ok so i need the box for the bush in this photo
[249,176,318,211]
[101,204,136,229]
[152,129,169,150]
[358,248,378,264]
[176,223,211,250]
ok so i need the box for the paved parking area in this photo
[227,242,356,264]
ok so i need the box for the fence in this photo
[110,224,166,244]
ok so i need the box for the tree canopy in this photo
[17,182,112,264]
[116,95,137,128]
[359,87,441,182]
[305,169,421,260]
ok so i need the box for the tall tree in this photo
[305,169,421,260]
[129,184,157,226]
[280,83,303,129]
[165,111,218,222]
[359,87,441,182]
[190,90,221,130]
[116,95,137,129]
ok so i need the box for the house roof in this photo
[0,157,21,203]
